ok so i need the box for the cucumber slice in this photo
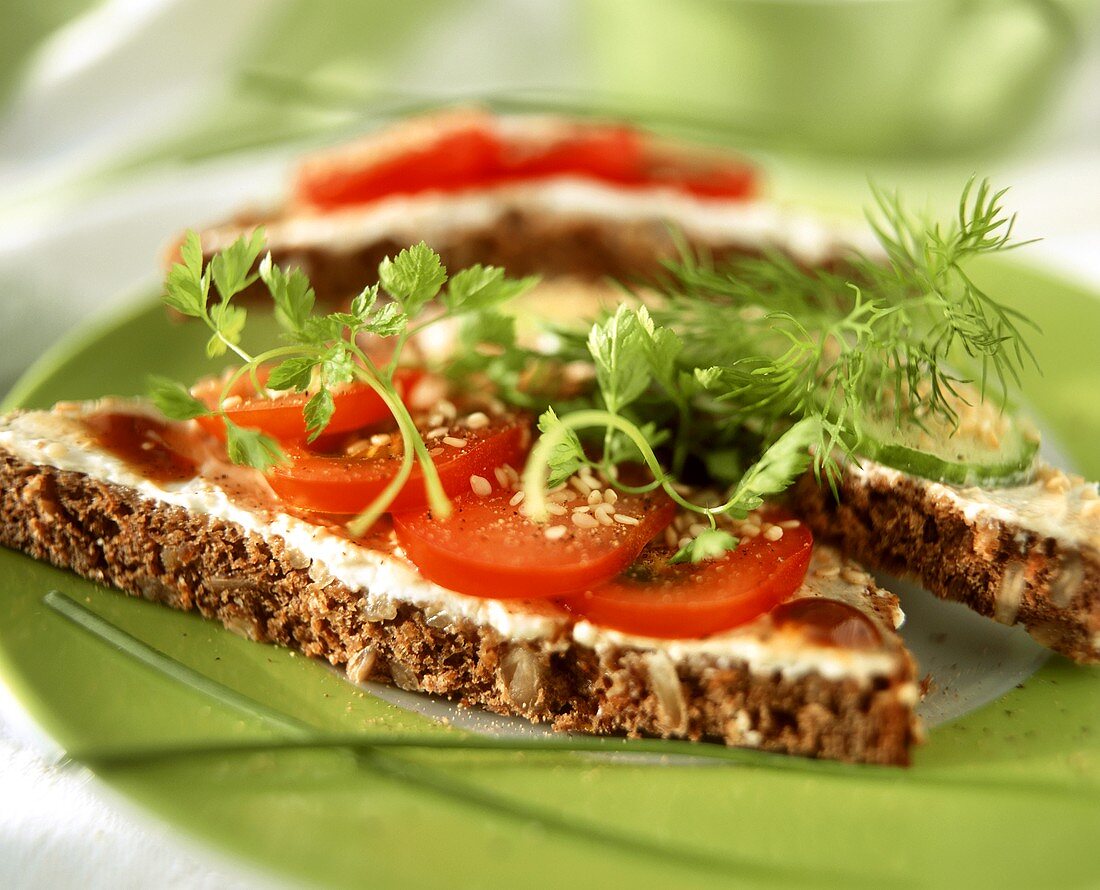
[858,403,1040,487]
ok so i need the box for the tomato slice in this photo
[297,127,501,210]
[657,162,757,200]
[559,513,812,638]
[266,413,531,515]
[192,367,421,444]
[393,485,676,599]
[502,127,645,185]
[294,120,757,210]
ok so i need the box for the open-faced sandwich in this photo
[2,112,1096,769]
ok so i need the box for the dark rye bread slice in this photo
[791,461,1100,664]
[0,408,919,765]
[184,109,862,303]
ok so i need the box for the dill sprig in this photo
[665,177,1037,434]
[521,179,1040,563]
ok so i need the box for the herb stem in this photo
[522,409,706,520]
[216,346,316,406]
[346,344,452,535]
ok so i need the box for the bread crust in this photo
[791,468,1100,664]
[1,451,918,765]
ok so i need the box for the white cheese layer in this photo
[201,178,875,268]
[2,402,907,684]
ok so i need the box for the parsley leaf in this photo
[303,389,335,442]
[224,419,283,470]
[266,357,317,392]
[147,375,210,420]
[378,242,447,316]
[444,265,538,312]
[205,302,247,358]
[537,407,586,487]
[725,417,819,516]
[260,254,315,335]
[210,229,265,302]
[363,301,408,337]
[670,528,738,564]
[350,285,378,320]
[587,305,652,414]
[163,232,209,318]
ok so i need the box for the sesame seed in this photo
[689,522,708,537]
[664,527,678,547]
[572,505,591,514]
[437,399,457,420]
[544,525,568,541]
[426,414,444,428]
[814,565,840,579]
[509,490,526,507]
[370,433,391,446]
[572,512,599,529]
[763,525,784,541]
[494,467,510,488]
[502,464,520,485]
[778,519,801,529]
[464,411,490,430]
[613,513,640,526]
[428,447,443,457]
[740,524,760,538]
[677,536,692,549]
[546,503,567,516]
[587,490,603,506]
[593,502,615,517]
[220,396,242,409]
[442,436,467,448]
[426,427,449,439]
[604,489,618,505]
[570,476,594,495]
[548,490,574,504]
[594,509,613,526]
[470,475,492,497]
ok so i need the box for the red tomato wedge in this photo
[191,367,421,444]
[560,514,813,639]
[266,414,531,515]
[393,488,677,599]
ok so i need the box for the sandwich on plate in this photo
[1,112,1096,768]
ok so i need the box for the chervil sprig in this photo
[521,305,821,562]
[152,234,537,532]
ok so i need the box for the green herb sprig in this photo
[520,179,1038,564]
[151,232,536,533]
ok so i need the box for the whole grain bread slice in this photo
[0,405,920,765]
[791,460,1100,663]
[179,109,863,303]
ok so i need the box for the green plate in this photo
[2,259,1099,888]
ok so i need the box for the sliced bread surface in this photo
[0,402,920,764]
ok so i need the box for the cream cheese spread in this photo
[201,178,876,269]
